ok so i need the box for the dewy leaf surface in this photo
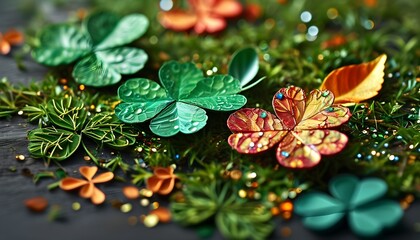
[32,24,92,65]
[182,75,246,110]
[115,78,173,123]
[116,61,246,137]
[149,102,208,137]
[319,54,386,104]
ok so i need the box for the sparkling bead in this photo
[276,93,284,100]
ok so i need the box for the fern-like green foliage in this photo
[28,97,137,161]
[171,180,274,240]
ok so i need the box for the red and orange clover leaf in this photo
[227,86,351,168]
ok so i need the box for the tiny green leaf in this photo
[32,24,92,66]
[228,47,259,88]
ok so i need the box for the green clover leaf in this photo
[115,61,247,137]
[28,97,137,161]
[294,174,403,237]
[32,11,149,87]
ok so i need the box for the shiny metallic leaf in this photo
[227,108,286,154]
[272,86,306,129]
[150,102,208,137]
[32,24,92,66]
[227,86,351,168]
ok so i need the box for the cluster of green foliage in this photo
[0,0,418,239]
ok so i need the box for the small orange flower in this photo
[146,167,178,195]
[0,29,24,55]
[60,166,114,204]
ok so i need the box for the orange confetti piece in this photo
[319,54,386,105]
[122,186,140,199]
[24,196,48,212]
[0,29,23,55]
[150,207,172,223]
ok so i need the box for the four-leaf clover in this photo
[115,61,247,137]
[32,11,149,86]
[294,174,403,237]
[227,86,351,168]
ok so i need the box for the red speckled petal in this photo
[228,130,287,154]
[276,132,321,168]
[301,89,334,121]
[227,108,284,132]
[298,130,348,155]
[272,87,306,129]
[296,105,351,130]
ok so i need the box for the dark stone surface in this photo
[0,1,418,239]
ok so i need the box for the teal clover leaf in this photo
[32,11,149,87]
[294,174,403,237]
[115,61,247,137]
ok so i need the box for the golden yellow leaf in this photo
[319,54,387,105]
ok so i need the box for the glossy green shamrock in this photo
[28,97,137,161]
[294,174,403,237]
[32,11,148,87]
[115,61,247,137]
